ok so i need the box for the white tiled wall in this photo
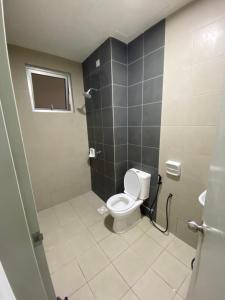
[158,0,225,247]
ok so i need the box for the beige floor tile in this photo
[74,204,96,217]
[43,193,195,300]
[45,240,77,273]
[84,191,105,209]
[89,220,112,242]
[52,261,85,297]
[83,190,102,201]
[53,201,78,226]
[46,248,64,274]
[120,226,144,245]
[167,237,196,267]
[152,251,190,290]
[147,227,174,248]
[121,289,139,300]
[99,234,128,260]
[44,219,86,251]
[173,294,184,300]
[137,216,153,232]
[78,208,103,227]
[77,245,109,281]
[113,249,150,287]
[69,195,87,211]
[178,274,191,298]
[133,268,175,300]
[89,264,129,300]
[131,234,163,266]
[43,227,69,252]
[38,208,59,234]
[60,218,86,238]
[67,229,96,257]
[70,284,95,300]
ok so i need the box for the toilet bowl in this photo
[107,168,151,233]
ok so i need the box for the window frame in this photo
[26,64,74,113]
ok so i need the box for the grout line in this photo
[44,195,193,290]
[126,45,129,170]
[112,59,127,66]
[128,143,159,150]
[86,281,97,299]
[113,83,127,88]
[144,45,165,59]
[150,266,178,292]
[166,247,194,269]
[144,73,163,83]
[131,288,141,300]
[128,46,165,66]
[128,56,143,66]
[83,59,111,80]
[83,44,164,80]
[176,272,191,297]
[110,39,117,194]
[128,100,162,108]
[128,74,163,87]
[141,35,144,169]
[112,243,164,290]
[42,193,193,298]
[99,83,112,90]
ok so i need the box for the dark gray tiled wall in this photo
[82,38,128,201]
[83,39,115,201]
[83,20,165,210]
[127,20,165,210]
[111,39,128,194]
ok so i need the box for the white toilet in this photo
[107,168,151,233]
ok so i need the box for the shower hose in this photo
[143,174,173,233]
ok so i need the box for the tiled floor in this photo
[38,191,196,300]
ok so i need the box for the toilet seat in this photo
[106,168,151,233]
[107,193,135,212]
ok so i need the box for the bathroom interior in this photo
[1,0,225,299]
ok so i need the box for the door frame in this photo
[0,0,55,299]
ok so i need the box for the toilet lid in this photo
[124,169,140,199]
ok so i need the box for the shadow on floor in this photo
[104,215,114,232]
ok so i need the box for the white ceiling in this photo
[4,0,193,62]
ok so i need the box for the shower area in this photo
[83,38,128,201]
[83,20,165,212]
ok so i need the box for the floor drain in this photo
[97,206,108,215]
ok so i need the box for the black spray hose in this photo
[150,193,173,233]
[147,174,173,233]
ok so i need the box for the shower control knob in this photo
[187,220,204,233]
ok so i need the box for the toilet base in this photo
[112,207,141,233]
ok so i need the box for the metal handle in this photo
[187,220,204,233]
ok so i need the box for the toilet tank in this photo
[130,168,151,200]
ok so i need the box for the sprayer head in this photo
[83,88,97,99]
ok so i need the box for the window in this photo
[26,65,73,112]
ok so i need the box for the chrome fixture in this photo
[187,220,205,233]
[83,88,97,99]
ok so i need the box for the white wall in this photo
[158,0,225,247]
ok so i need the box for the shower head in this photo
[83,88,97,99]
